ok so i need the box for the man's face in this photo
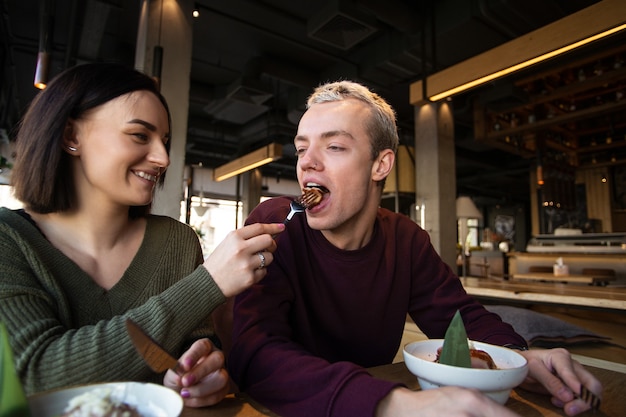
[294,99,378,235]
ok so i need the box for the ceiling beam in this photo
[409,0,626,105]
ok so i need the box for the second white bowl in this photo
[403,339,529,404]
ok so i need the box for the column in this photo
[242,169,263,219]
[136,0,194,219]
[414,101,457,270]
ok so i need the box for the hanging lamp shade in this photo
[456,196,482,219]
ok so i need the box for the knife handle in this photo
[172,362,185,376]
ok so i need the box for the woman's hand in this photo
[163,338,230,407]
[203,223,284,298]
[518,348,602,416]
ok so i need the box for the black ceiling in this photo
[4,0,621,209]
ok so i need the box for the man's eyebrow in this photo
[321,130,354,140]
[127,119,157,131]
[295,130,355,142]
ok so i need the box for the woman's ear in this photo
[62,120,79,154]
[372,149,395,182]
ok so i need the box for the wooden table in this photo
[180,361,626,416]
[511,272,616,285]
[460,277,626,312]
[181,393,277,417]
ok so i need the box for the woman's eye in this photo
[132,133,149,141]
[295,148,306,156]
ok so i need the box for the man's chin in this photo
[305,216,330,231]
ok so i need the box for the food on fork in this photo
[61,388,142,417]
[298,184,328,209]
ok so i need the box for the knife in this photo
[125,318,183,375]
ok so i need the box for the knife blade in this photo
[125,318,183,375]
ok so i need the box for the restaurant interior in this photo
[1,0,626,402]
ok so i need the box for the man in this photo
[228,81,601,417]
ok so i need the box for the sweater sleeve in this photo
[229,199,402,417]
[403,221,527,347]
[0,210,226,394]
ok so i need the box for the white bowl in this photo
[403,339,529,404]
[28,381,183,417]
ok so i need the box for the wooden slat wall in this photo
[576,167,613,232]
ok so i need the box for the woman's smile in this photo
[133,169,160,183]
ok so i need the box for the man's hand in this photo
[376,387,522,417]
[518,348,602,416]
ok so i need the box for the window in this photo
[466,218,479,248]
[458,217,480,249]
[0,185,22,209]
[182,197,243,256]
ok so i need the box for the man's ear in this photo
[372,149,395,182]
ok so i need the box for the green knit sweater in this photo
[0,207,226,394]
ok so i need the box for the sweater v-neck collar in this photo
[3,209,164,312]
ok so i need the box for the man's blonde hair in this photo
[307,80,399,160]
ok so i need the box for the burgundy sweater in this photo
[229,197,526,417]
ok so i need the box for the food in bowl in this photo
[61,388,142,417]
[467,348,498,369]
[404,339,529,404]
[436,344,497,369]
[28,382,183,417]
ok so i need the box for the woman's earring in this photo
[67,146,77,152]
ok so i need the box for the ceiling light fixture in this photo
[410,0,626,104]
[34,51,50,90]
[456,196,482,220]
[213,143,283,182]
[192,4,200,18]
[429,24,626,102]
[34,0,54,89]
[537,165,544,186]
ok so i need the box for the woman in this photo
[0,63,283,407]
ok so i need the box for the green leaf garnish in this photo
[1,322,31,416]
[438,310,471,368]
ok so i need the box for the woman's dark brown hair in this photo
[11,63,171,218]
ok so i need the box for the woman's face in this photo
[68,90,170,210]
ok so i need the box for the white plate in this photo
[28,381,183,417]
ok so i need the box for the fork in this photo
[578,385,601,412]
[283,200,306,223]
[283,188,324,223]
